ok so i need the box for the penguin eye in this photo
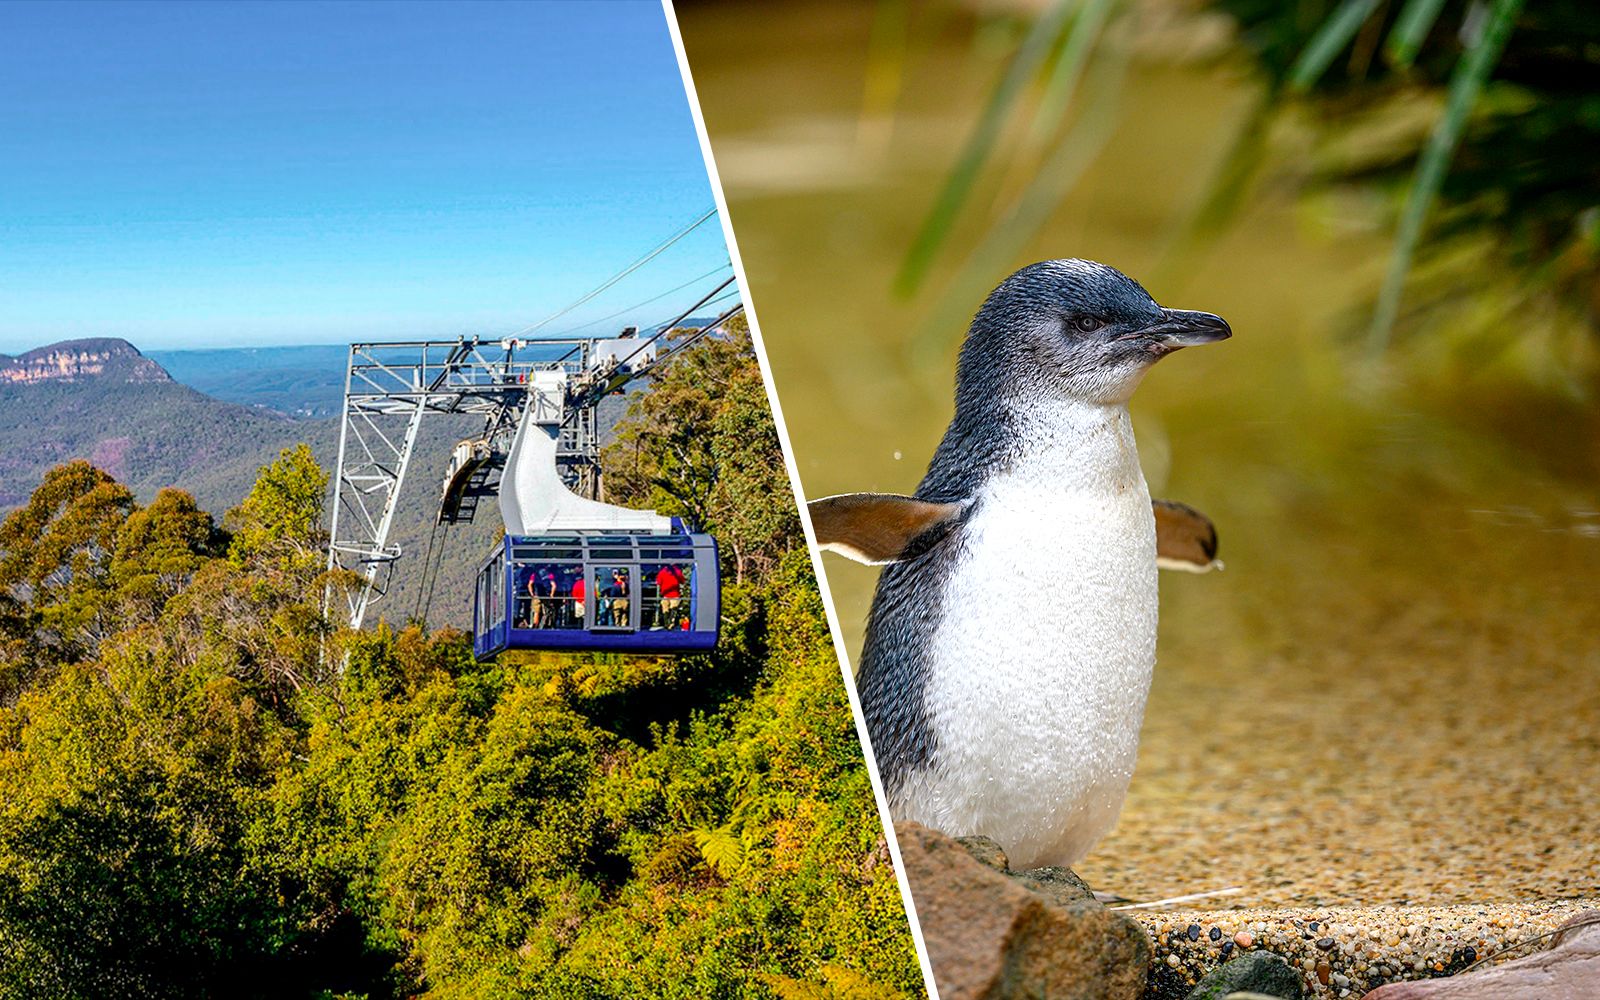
[1073,315,1102,333]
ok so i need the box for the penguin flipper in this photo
[807,492,963,565]
[1154,499,1221,573]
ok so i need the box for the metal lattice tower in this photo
[325,336,605,630]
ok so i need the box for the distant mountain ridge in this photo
[0,337,172,385]
[0,336,325,514]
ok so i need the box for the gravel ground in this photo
[1074,497,1600,912]
[1134,901,1596,998]
[1070,500,1600,997]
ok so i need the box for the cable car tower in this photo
[324,282,741,639]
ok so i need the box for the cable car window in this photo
[514,562,582,629]
[643,562,692,631]
[638,545,691,560]
[514,546,582,560]
[593,566,633,631]
[489,560,504,627]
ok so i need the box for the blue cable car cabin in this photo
[473,531,719,657]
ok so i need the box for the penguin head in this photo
[958,259,1231,406]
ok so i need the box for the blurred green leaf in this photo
[1385,0,1449,68]
[1368,0,1525,352]
[914,26,1131,366]
[896,2,1077,297]
[1288,0,1384,92]
[1027,0,1118,147]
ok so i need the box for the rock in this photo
[1553,911,1600,949]
[1012,865,1097,908]
[1362,909,1600,999]
[1184,952,1306,1000]
[895,821,1150,1000]
[958,835,1011,873]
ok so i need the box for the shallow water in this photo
[680,1,1600,907]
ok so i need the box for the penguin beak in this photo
[1140,309,1232,349]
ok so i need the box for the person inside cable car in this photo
[514,566,536,629]
[524,565,556,629]
[654,563,686,630]
[570,571,586,626]
[601,568,630,627]
[541,567,564,629]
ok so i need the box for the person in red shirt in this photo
[570,572,586,625]
[656,564,686,630]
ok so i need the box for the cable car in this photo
[427,361,728,660]
[472,529,719,657]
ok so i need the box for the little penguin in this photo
[810,259,1229,871]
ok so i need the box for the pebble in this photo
[1134,901,1589,998]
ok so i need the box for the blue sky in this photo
[0,0,731,354]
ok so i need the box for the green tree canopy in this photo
[226,443,327,575]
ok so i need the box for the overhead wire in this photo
[553,262,732,338]
[599,275,738,376]
[418,523,448,627]
[633,285,741,337]
[638,303,745,376]
[412,520,444,624]
[504,207,718,340]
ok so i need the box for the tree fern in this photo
[691,823,743,879]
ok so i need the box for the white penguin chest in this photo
[901,404,1159,867]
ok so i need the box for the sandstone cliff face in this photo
[0,338,172,385]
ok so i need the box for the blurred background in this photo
[678,0,1599,909]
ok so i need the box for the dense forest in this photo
[0,321,921,999]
